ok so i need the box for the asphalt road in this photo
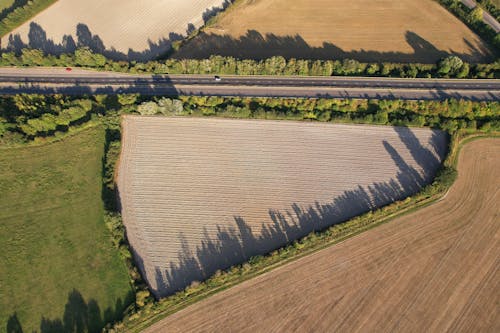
[461,0,500,33]
[0,67,498,101]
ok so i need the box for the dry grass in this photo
[175,0,492,63]
[116,116,447,297]
[1,0,227,60]
[144,138,500,333]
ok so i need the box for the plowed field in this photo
[117,116,447,297]
[1,0,228,60]
[145,138,500,333]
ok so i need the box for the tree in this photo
[438,56,464,76]
[469,7,483,22]
[137,101,159,115]
[117,94,139,106]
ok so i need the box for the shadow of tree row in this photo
[2,22,492,63]
[4,22,181,61]
[173,29,492,64]
[147,126,449,297]
[2,1,233,62]
[6,289,129,333]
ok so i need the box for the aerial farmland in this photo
[175,0,492,62]
[1,0,229,60]
[145,138,500,333]
[117,116,448,297]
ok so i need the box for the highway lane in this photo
[0,67,498,100]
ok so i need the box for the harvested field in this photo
[175,0,492,63]
[1,0,228,60]
[117,116,448,297]
[144,138,500,333]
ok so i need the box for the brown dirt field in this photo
[117,116,447,297]
[144,138,500,333]
[175,0,493,63]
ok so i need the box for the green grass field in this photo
[0,125,133,333]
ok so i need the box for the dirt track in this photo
[144,138,499,333]
[175,0,492,63]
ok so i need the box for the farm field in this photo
[117,116,448,297]
[144,138,500,333]
[175,0,492,63]
[1,0,228,60]
[0,126,132,332]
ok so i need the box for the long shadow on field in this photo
[146,127,449,298]
[3,22,181,61]
[172,29,492,63]
[2,0,232,62]
[6,313,23,333]
[6,289,131,333]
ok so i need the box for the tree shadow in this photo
[202,0,233,24]
[173,29,492,63]
[123,126,449,298]
[6,289,131,333]
[6,313,23,333]
[3,22,184,61]
[2,0,233,62]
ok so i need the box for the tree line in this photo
[1,47,498,79]
[438,0,500,54]
[1,94,499,145]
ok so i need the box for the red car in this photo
[65,67,72,71]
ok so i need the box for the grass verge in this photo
[0,124,133,333]
[113,129,498,332]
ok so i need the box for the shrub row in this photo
[0,0,57,37]
[1,47,499,79]
[177,96,500,132]
[2,95,499,145]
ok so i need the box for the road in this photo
[461,0,500,33]
[0,67,498,100]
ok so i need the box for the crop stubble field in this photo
[117,116,447,297]
[175,0,492,63]
[1,0,227,59]
[144,138,500,333]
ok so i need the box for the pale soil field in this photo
[1,0,227,60]
[175,0,492,63]
[117,116,447,297]
[145,138,500,333]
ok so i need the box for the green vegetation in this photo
[1,93,498,331]
[0,0,58,37]
[1,47,499,79]
[177,96,500,132]
[438,0,500,55]
[0,125,133,332]
[476,0,500,21]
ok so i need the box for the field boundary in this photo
[112,129,498,332]
[0,0,58,38]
